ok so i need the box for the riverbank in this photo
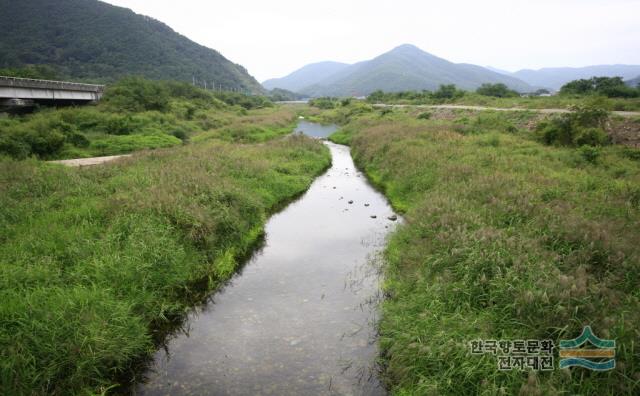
[324,105,640,394]
[0,127,330,394]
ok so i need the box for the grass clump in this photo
[326,105,640,395]
[0,115,330,394]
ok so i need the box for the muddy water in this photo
[135,124,398,395]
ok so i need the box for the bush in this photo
[573,127,608,147]
[579,145,601,164]
[103,77,170,112]
[417,112,431,120]
[379,108,393,116]
[560,76,639,98]
[536,102,610,147]
[432,84,465,101]
[309,97,337,109]
[105,115,134,135]
[476,83,519,98]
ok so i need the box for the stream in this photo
[135,122,399,395]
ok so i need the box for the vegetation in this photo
[536,100,610,147]
[365,88,640,111]
[0,78,274,160]
[0,0,263,92]
[321,103,640,395]
[267,88,306,102]
[0,65,59,80]
[560,76,639,98]
[476,83,519,98]
[0,101,330,395]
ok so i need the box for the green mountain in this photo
[509,65,640,90]
[0,0,263,93]
[288,44,531,97]
[262,61,349,92]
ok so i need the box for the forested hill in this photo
[0,0,264,93]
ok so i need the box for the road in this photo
[49,154,131,167]
[372,104,640,118]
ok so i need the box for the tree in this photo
[476,83,519,98]
[432,84,464,100]
[560,76,638,98]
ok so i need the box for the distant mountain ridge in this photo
[490,65,640,90]
[0,0,264,93]
[263,61,349,92]
[265,45,532,97]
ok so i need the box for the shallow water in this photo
[135,125,398,395]
[294,120,338,138]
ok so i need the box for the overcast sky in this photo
[103,0,640,82]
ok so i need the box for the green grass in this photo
[0,78,276,160]
[0,125,330,394]
[328,107,640,395]
[365,91,640,111]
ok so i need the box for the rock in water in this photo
[370,215,377,219]
[388,215,398,221]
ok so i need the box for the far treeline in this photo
[357,76,640,111]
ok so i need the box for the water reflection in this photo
[295,120,338,138]
[135,125,398,396]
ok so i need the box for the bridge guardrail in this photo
[0,76,105,93]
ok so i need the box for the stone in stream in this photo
[388,215,398,221]
[348,200,354,204]
[370,215,377,219]
[364,203,370,207]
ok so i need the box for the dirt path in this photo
[49,154,131,167]
[373,103,640,118]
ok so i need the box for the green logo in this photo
[559,326,615,371]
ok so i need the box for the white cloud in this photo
[102,0,640,81]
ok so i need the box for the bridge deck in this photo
[0,76,105,102]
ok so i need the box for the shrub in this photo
[573,127,608,147]
[105,115,134,135]
[309,97,337,109]
[560,76,639,98]
[536,102,610,147]
[432,84,465,101]
[579,145,601,163]
[417,112,431,120]
[103,77,170,112]
[476,83,519,98]
[379,108,393,116]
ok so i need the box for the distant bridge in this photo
[0,76,105,108]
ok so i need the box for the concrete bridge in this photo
[0,76,105,108]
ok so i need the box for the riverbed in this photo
[135,124,398,395]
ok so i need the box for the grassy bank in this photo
[368,92,640,112]
[326,105,640,394]
[0,77,276,160]
[0,108,330,394]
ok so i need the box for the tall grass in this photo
[0,130,330,394]
[328,108,640,394]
